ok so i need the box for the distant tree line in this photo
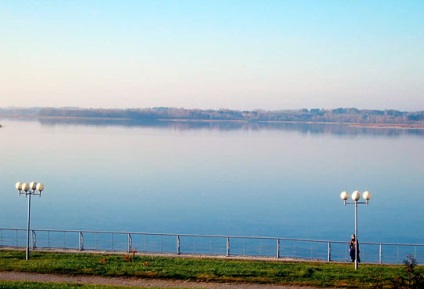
[1,107,424,124]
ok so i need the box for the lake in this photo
[1,118,423,244]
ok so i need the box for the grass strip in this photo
[0,249,421,288]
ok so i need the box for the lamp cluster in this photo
[340,190,372,205]
[16,181,45,196]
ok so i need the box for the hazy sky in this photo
[1,0,423,111]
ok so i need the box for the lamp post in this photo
[15,181,45,261]
[340,190,372,270]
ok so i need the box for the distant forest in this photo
[1,107,424,125]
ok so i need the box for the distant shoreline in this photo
[1,107,423,127]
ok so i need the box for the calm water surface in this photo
[0,118,423,244]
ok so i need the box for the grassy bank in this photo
[0,250,421,288]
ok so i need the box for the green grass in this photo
[0,249,422,288]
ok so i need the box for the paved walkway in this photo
[0,271,335,289]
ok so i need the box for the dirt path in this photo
[0,271,334,289]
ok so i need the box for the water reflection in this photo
[11,117,423,137]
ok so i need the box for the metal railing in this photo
[1,228,423,264]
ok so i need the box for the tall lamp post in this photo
[15,181,45,261]
[340,190,372,270]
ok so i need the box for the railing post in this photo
[31,230,36,249]
[226,237,230,257]
[379,244,382,264]
[294,240,297,258]
[111,233,114,251]
[79,232,84,251]
[127,233,132,253]
[277,239,280,258]
[177,235,181,255]
[327,242,331,262]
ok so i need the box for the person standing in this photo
[349,234,360,262]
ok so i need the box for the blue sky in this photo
[1,0,423,111]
